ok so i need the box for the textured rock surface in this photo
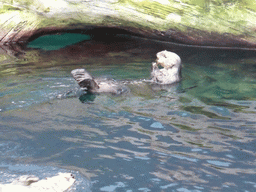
[1,0,256,49]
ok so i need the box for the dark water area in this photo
[0,33,256,191]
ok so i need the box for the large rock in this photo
[1,0,256,49]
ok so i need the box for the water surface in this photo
[0,35,256,191]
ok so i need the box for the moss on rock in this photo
[0,0,256,49]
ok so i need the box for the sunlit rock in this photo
[166,13,181,23]
[1,0,256,51]
[0,172,75,192]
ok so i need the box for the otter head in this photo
[156,50,181,70]
[152,50,182,84]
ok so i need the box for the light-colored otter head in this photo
[151,50,182,84]
[156,50,181,69]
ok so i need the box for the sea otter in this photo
[71,69,127,94]
[71,50,181,94]
[0,173,75,192]
[151,50,182,84]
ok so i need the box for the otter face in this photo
[156,50,181,69]
[151,50,182,84]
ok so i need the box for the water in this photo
[0,34,256,191]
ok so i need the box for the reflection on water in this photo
[0,35,256,191]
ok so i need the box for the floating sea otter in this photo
[71,50,181,94]
[0,173,75,192]
[151,50,182,84]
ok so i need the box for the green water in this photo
[0,34,256,191]
[28,33,92,50]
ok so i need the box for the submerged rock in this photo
[0,172,75,192]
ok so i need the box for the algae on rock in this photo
[1,0,256,49]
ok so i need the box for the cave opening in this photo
[26,27,142,51]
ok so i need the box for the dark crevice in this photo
[25,26,144,43]
[24,26,256,51]
[1,26,256,58]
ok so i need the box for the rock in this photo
[151,50,182,84]
[0,172,75,192]
[1,0,256,50]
